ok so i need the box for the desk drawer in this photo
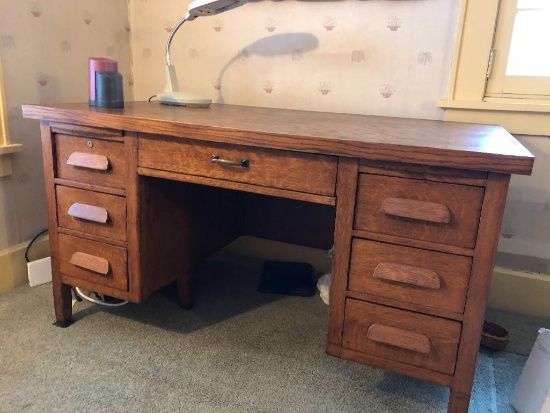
[342,299,461,375]
[59,234,128,291]
[56,186,127,241]
[138,137,338,197]
[55,134,126,188]
[354,174,484,249]
[348,239,471,314]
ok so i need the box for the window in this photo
[0,56,23,177]
[486,0,550,98]
[439,0,550,135]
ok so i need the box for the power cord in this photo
[24,229,49,263]
[74,287,129,307]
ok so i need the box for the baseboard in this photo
[488,267,550,319]
[223,236,333,275]
[0,236,50,294]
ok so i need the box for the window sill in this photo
[438,100,550,136]
[0,143,23,177]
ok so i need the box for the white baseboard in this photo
[0,236,50,294]
[488,266,550,319]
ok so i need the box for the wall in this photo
[0,0,132,292]
[498,135,550,270]
[129,0,459,120]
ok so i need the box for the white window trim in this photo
[0,57,23,177]
[438,0,550,135]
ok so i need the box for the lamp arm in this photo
[165,14,189,66]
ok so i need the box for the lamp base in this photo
[157,91,212,107]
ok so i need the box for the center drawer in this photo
[138,136,338,197]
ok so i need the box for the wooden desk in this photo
[23,102,534,413]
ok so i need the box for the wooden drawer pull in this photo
[67,203,109,224]
[67,152,109,171]
[380,198,450,224]
[373,262,441,290]
[367,324,431,354]
[69,252,110,275]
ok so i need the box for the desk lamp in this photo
[157,0,247,107]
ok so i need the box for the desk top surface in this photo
[22,101,534,175]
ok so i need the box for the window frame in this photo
[0,56,23,177]
[438,0,550,135]
[485,0,550,98]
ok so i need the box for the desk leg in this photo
[176,271,193,309]
[447,391,471,413]
[52,277,73,328]
[447,173,510,413]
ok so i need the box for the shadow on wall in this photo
[215,32,318,103]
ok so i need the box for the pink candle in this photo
[88,57,118,105]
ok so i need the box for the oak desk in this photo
[23,102,534,413]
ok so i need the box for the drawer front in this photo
[354,174,484,249]
[56,186,127,241]
[348,239,471,314]
[58,234,128,291]
[138,136,338,197]
[56,134,126,188]
[342,299,461,375]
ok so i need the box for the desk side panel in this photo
[40,122,73,326]
[326,157,359,348]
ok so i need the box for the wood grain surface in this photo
[354,174,485,249]
[22,102,534,175]
[348,239,471,314]
[55,134,126,188]
[342,299,461,375]
[56,186,127,241]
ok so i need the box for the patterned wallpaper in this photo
[129,0,460,120]
[1,0,547,270]
[0,0,132,249]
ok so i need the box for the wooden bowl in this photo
[480,320,511,351]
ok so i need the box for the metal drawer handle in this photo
[380,198,450,224]
[373,262,441,290]
[211,155,249,167]
[67,203,109,224]
[367,324,431,354]
[67,152,109,171]
[69,251,110,275]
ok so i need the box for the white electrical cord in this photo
[74,287,129,307]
